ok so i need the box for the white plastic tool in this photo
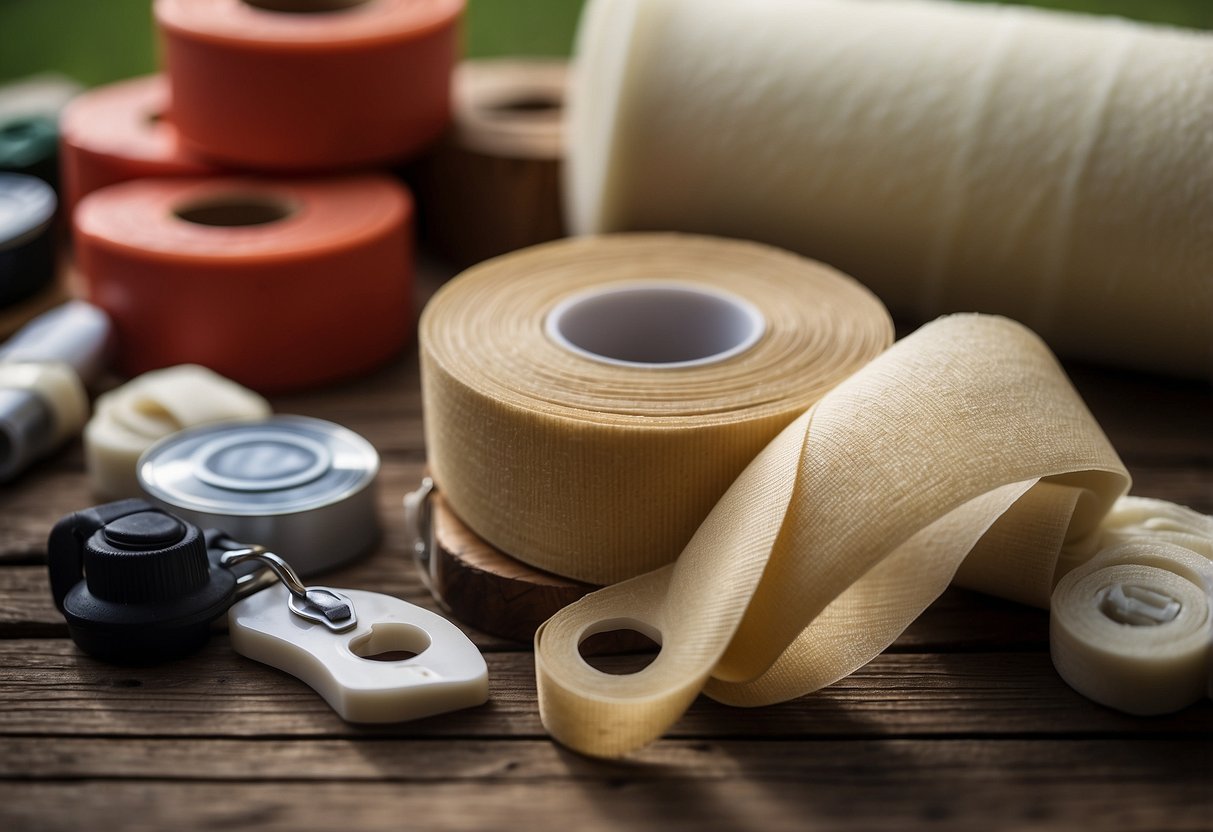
[229,581,489,723]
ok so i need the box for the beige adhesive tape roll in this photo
[420,234,894,584]
[1051,541,1211,716]
[85,365,270,499]
[567,0,1213,378]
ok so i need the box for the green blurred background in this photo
[1,0,1210,86]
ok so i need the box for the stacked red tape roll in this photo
[155,0,463,169]
[76,176,414,392]
[66,0,463,390]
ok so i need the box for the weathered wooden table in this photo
[1,291,1210,830]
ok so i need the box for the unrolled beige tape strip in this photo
[420,234,1211,758]
[85,364,270,498]
[534,314,1139,756]
[566,0,1213,378]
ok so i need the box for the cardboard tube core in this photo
[1099,583,1182,626]
[546,282,766,368]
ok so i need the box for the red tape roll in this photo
[74,175,414,392]
[59,75,221,218]
[155,0,464,169]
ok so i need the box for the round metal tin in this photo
[138,415,380,576]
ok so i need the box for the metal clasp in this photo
[220,544,357,633]
[403,476,439,594]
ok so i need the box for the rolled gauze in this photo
[1051,541,1211,716]
[567,0,1213,378]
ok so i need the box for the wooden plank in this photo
[1,640,1208,739]
[2,739,1210,832]
[0,443,93,563]
[0,735,1206,785]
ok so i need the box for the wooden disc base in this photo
[427,491,654,653]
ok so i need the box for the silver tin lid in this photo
[137,415,380,575]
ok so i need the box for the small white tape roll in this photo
[85,364,270,499]
[0,361,88,445]
[1051,541,1212,715]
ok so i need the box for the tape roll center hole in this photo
[242,0,370,12]
[1099,583,1181,626]
[486,93,563,121]
[349,623,431,663]
[174,194,296,228]
[578,629,661,676]
[546,283,766,368]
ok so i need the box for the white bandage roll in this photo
[1098,496,1213,560]
[567,0,1213,378]
[0,361,88,446]
[1051,542,1212,715]
[85,364,270,499]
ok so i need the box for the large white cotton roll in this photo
[567,0,1213,378]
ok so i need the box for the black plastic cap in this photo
[83,519,209,605]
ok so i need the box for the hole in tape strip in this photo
[577,617,662,675]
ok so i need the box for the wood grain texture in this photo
[428,489,603,643]
[2,639,1209,739]
[1,258,1210,828]
[3,749,1211,832]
